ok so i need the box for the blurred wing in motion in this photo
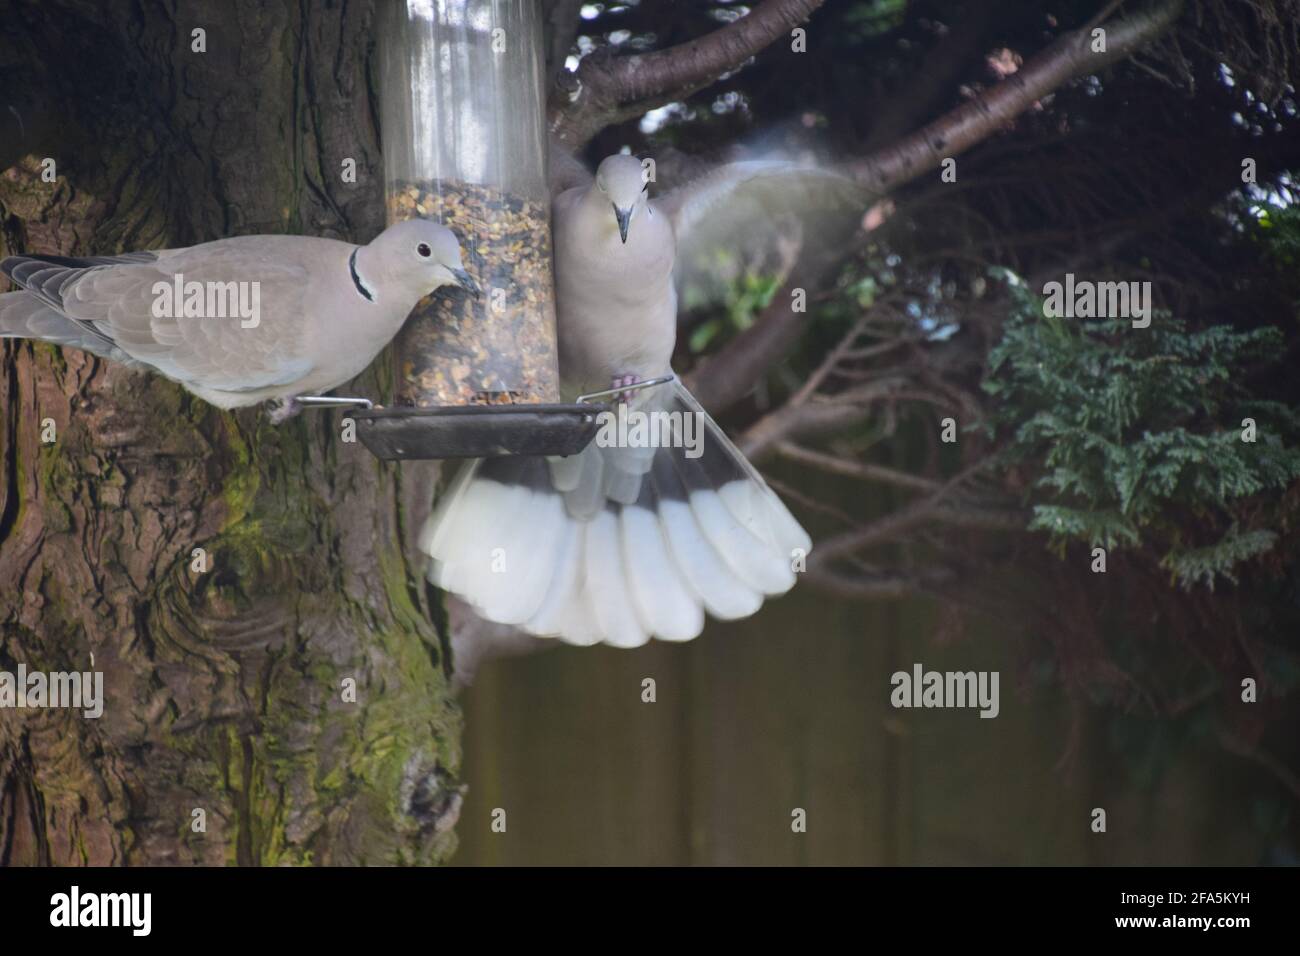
[656,159,866,309]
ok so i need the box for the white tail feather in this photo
[620,506,704,641]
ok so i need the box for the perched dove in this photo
[0,220,477,420]
[420,153,860,648]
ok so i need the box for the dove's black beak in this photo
[614,206,632,244]
[453,268,481,298]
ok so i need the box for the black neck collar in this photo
[349,249,375,302]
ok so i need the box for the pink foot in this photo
[611,374,641,404]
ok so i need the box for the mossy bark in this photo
[0,0,461,865]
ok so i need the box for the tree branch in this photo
[775,442,943,493]
[686,273,812,414]
[807,460,995,565]
[846,0,1186,193]
[686,242,852,414]
[549,0,826,148]
[804,565,954,600]
[543,0,586,78]
[739,378,910,459]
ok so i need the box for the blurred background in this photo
[455,581,1293,866]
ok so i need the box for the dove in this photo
[420,153,860,648]
[0,219,477,421]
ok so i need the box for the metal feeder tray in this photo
[301,376,673,461]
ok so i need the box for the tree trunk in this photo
[0,0,462,866]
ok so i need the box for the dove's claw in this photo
[266,397,302,425]
[611,374,641,404]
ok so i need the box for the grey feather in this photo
[0,290,133,362]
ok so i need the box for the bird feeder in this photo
[356,0,600,459]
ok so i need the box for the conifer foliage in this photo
[985,277,1300,590]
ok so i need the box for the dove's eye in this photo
[417,243,432,258]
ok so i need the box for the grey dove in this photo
[420,154,859,647]
[0,220,476,420]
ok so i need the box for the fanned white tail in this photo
[418,380,810,648]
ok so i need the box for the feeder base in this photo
[352,403,606,460]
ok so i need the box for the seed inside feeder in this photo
[388,179,560,407]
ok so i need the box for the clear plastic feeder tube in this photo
[380,0,560,406]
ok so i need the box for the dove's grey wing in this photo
[4,242,316,392]
[0,289,140,363]
[656,160,865,308]
[1,251,161,362]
